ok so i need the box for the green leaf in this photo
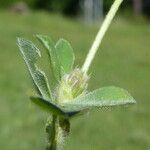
[36,35,60,81]
[17,38,52,99]
[30,96,66,117]
[30,96,80,118]
[55,39,75,76]
[63,86,136,111]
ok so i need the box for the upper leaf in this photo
[17,38,52,99]
[55,39,75,76]
[62,86,136,111]
[36,35,75,80]
[36,35,60,81]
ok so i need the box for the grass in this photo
[0,11,150,150]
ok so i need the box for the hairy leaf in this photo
[36,35,60,81]
[17,38,51,99]
[30,96,66,117]
[55,39,75,76]
[63,86,136,111]
[30,97,80,118]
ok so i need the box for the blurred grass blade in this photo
[30,97,80,118]
[17,38,52,99]
[55,39,75,76]
[36,34,60,81]
[63,86,136,111]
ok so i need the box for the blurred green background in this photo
[0,0,150,150]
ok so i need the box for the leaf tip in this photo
[16,37,22,45]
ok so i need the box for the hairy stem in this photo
[82,0,123,73]
[46,116,70,150]
[46,115,57,150]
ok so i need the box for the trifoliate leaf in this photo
[63,86,136,111]
[17,38,52,99]
[55,39,75,76]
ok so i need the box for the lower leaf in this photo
[63,86,136,111]
[30,96,80,118]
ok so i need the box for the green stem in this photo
[82,0,123,74]
[50,115,57,150]
[46,116,70,150]
[46,115,57,150]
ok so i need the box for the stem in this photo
[82,0,123,73]
[46,115,57,150]
[46,116,70,150]
[50,115,57,150]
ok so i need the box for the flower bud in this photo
[57,68,89,103]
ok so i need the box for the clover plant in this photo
[17,0,136,149]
